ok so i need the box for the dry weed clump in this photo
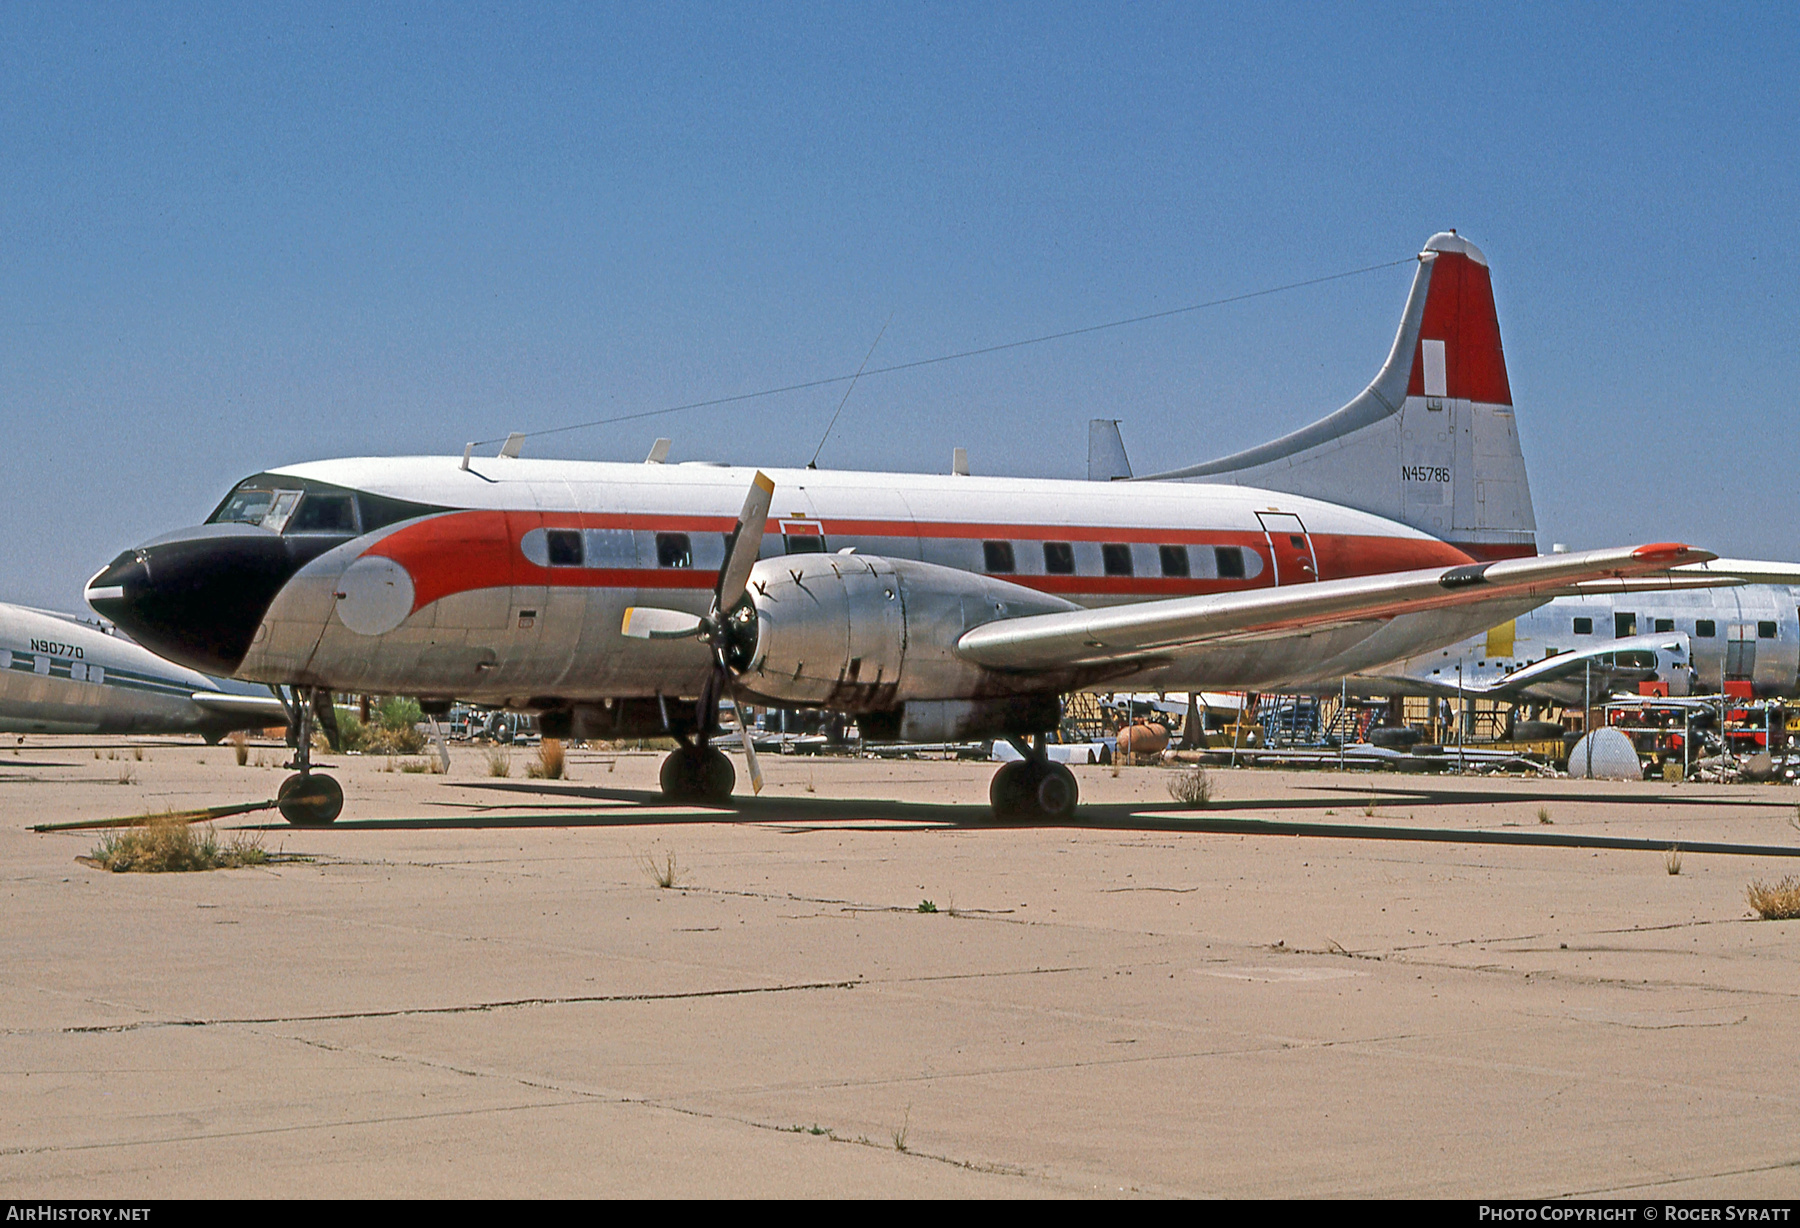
[1166,765,1213,807]
[230,731,249,766]
[527,738,566,780]
[485,747,513,778]
[89,820,268,873]
[639,848,683,889]
[1665,846,1682,876]
[1746,877,1800,920]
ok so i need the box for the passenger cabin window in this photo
[656,533,693,568]
[1696,620,1716,638]
[287,494,357,534]
[983,541,1015,573]
[1654,618,1674,633]
[1615,613,1637,638]
[1159,545,1190,578]
[1573,618,1593,635]
[784,533,825,555]
[1759,621,1778,639]
[1102,544,1133,576]
[1215,546,1246,580]
[545,530,584,567]
[1043,542,1075,575]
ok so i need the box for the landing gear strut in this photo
[990,735,1079,821]
[278,685,344,825]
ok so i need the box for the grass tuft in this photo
[893,1105,911,1153]
[917,899,937,913]
[1165,765,1212,807]
[485,747,512,778]
[1665,846,1682,876]
[640,848,683,889]
[399,759,433,774]
[1747,877,1800,920]
[88,820,268,873]
[230,731,249,766]
[1537,805,1553,825]
[527,738,566,779]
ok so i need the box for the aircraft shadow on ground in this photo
[276,779,1800,858]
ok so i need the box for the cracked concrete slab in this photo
[2,737,1798,1196]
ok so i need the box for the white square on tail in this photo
[1422,339,1448,398]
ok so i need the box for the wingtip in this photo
[1632,543,1716,564]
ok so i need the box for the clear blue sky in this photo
[2,3,1795,611]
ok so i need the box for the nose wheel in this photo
[990,738,1079,821]
[279,771,344,825]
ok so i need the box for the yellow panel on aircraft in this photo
[1486,620,1516,659]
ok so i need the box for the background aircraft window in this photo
[1696,620,1716,637]
[1759,621,1778,638]
[1214,546,1246,580]
[1043,542,1075,574]
[983,541,1015,573]
[656,533,693,568]
[1573,618,1593,635]
[287,494,358,534]
[1159,545,1190,578]
[1102,544,1133,576]
[783,534,825,555]
[1654,618,1674,633]
[1615,612,1637,638]
[545,530,583,567]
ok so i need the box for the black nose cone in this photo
[86,525,300,676]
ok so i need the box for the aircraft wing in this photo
[1673,557,1800,586]
[190,691,289,720]
[955,544,1711,673]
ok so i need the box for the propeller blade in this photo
[732,698,764,795]
[716,471,776,613]
[620,607,706,640]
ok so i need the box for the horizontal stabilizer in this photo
[190,691,289,719]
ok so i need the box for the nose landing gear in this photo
[990,736,1079,821]
[278,685,344,825]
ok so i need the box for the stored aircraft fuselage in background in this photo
[1360,580,1800,705]
[84,233,1719,822]
[0,602,285,738]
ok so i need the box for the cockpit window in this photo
[207,473,449,536]
[287,493,358,534]
[213,489,276,525]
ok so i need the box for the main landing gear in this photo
[990,735,1079,821]
[278,686,343,826]
[658,737,737,804]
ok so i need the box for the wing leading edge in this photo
[955,544,1713,673]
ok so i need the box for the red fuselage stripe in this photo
[365,510,1476,614]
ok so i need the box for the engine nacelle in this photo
[737,553,1079,712]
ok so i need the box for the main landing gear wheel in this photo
[278,772,343,825]
[989,759,1079,821]
[659,745,736,803]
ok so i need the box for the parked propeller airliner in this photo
[1354,565,1800,707]
[86,233,1718,823]
[0,601,286,738]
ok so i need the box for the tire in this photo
[1031,762,1079,820]
[278,773,343,825]
[660,746,737,803]
[988,760,1031,820]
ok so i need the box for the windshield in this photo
[206,473,449,536]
